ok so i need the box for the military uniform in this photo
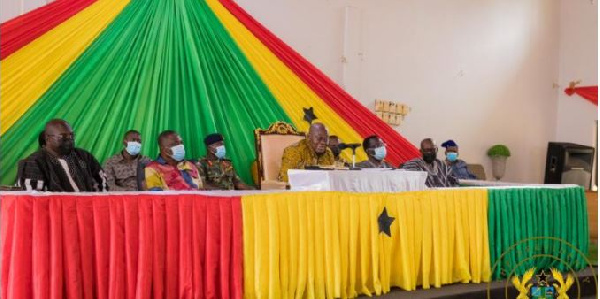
[196,157,242,190]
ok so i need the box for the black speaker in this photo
[544,142,595,189]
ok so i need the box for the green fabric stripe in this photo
[488,186,590,280]
[1,0,291,185]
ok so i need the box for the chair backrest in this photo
[255,122,305,186]
[467,163,486,180]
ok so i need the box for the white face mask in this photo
[170,144,185,161]
[125,141,141,156]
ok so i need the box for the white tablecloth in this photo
[288,169,428,192]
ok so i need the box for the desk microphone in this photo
[338,143,361,168]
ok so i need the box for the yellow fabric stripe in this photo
[241,190,491,298]
[0,0,131,135]
[207,0,368,161]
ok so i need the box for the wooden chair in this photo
[254,122,305,190]
[467,163,486,180]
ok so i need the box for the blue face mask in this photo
[446,152,458,162]
[170,144,185,162]
[125,141,141,156]
[374,146,387,161]
[215,145,226,159]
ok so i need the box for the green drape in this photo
[0,0,291,185]
[488,186,589,279]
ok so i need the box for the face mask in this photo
[374,146,387,161]
[170,144,185,162]
[126,141,141,156]
[446,152,458,162]
[423,152,437,163]
[215,145,226,159]
[57,138,74,156]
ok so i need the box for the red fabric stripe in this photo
[0,0,97,60]
[218,0,421,165]
[564,86,598,106]
[1,193,244,299]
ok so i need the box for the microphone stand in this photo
[338,143,361,169]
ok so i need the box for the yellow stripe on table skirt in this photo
[207,0,368,162]
[0,0,131,135]
[241,190,491,299]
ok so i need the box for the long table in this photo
[0,186,589,298]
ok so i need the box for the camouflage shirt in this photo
[196,157,242,190]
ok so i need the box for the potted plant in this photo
[487,145,511,181]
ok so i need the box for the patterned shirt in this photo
[278,139,335,182]
[145,156,203,191]
[103,151,151,191]
[401,158,458,188]
[196,157,242,190]
[17,148,108,192]
[355,159,395,169]
[448,159,477,180]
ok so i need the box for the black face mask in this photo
[423,152,437,163]
[57,139,74,155]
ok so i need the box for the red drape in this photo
[219,0,421,166]
[1,193,243,299]
[564,85,598,106]
[0,0,97,60]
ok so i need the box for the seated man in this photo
[402,138,458,187]
[328,135,349,168]
[356,135,395,168]
[104,130,151,191]
[145,130,203,191]
[278,122,334,182]
[441,139,476,180]
[16,130,46,188]
[196,133,254,190]
[18,119,107,192]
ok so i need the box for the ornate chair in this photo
[254,122,305,190]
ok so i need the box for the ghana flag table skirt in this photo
[0,186,589,298]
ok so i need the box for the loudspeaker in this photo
[544,142,595,189]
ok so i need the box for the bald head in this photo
[421,138,436,150]
[44,119,75,156]
[420,138,438,163]
[307,123,329,155]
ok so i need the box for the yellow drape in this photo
[241,190,491,298]
[206,0,368,162]
[0,0,130,135]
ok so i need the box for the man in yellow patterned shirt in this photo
[278,122,334,182]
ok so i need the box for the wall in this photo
[236,0,564,183]
[556,0,598,146]
[0,0,49,23]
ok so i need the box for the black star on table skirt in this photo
[378,207,395,237]
[303,107,317,124]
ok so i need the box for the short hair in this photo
[123,130,140,139]
[329,135,339,140]
[38,130,46,148]
[362,135,379,150]
[158,130,177,146]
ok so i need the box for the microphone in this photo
[337,143,361,168]
[338,143,360,151]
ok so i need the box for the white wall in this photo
[556,0,598,146]
[1,0,50,23]
[236,0,569,183]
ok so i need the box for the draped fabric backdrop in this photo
[0,0,421,185]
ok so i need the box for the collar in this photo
[156,155,192,170]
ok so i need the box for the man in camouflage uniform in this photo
[196,133,254,190]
